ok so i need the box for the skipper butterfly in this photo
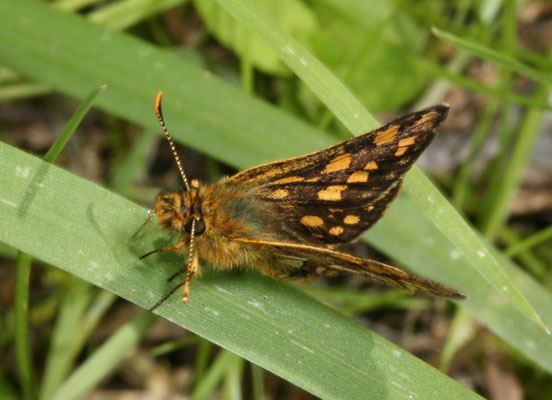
[136,92,466,310]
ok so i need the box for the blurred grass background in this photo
[0,0,551,399]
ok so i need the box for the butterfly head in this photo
[153,179,206,236]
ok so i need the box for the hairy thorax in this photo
[194,181,277,270]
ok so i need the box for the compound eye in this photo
[184,217,206,236]
[194,218,206,235]
[180,205,188,215]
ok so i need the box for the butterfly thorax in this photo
[154,179,284,269]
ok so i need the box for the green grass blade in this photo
[192,350,236,400]
[0,0,550,394]
[505,226,552,258]
[1,142,481,400]
[304,287,427,314]
[54,0,101,12]
[0,242,16,258]
[43,85,106,163]
[432,27,552,87]
[223,353,244,400]
[439,307,475,373]
[250,363,264,400]
[0,1,336,169]
[500,227,548,279]
[452,100,498,207]
[13,82,102,400]
[71,290,117,356]
[109,130,156,194]
[479,88,549,237]
[364,193,552,373]
[88,0,188,31]
[14,251,38,400]
[214,0,546,332]
[0,375,18,400]
[193,0,317,76]
[151,335,201,356]
[0,83,51,101]
[418,58,552,110]
[40,286,92,400]
[51,311,157,400]
[194,339,213,390]
[213,0,380,132]
[405,168,545,331]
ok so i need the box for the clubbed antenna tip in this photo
[154,91,190,192]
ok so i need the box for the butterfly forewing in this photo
[229,105,448,245]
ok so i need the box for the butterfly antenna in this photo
[148,219,198,311]
[154,91,191,192]
[165,217,197,282]
[187,219,197,271]
[180,218,199,302]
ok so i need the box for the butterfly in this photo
[136,92,466,310]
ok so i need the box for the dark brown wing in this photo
[229,105,449,245]
[233,238,467,299]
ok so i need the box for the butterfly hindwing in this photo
[232,238,467,299]
[229,105,448,245]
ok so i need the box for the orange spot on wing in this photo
[329,226,344,235]
[324,153,351,173]
[271,176,304,184]
[301,215,324,227]
[399,137,416,146]
[364,161,378,170]
[395,137,416,156]
[347,171,369,183]
[394,147,408,156]
[270,189,289,199]
[317,185,347,201]
[343,215,360,225]
[373,124,399,146]
[416,110,438,126]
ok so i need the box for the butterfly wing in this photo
[232,238,466,299]
[228,105,448,245]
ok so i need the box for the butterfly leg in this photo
[139,240,187,260]
[148,248,199,311]
[131,206,158,240]
[181,248,200,302]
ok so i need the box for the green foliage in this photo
[194,0,317,75]
[1,140,480,399]
[0,0,550,398]
[215,0,546,332]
